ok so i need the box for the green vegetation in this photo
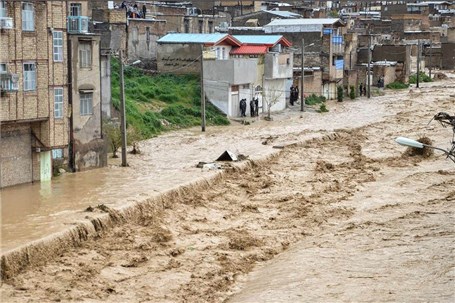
[409,72,432,84]
[337,85,344,102]
[318,103,329,113]
[349,85,356,99]
[110,58,229,140]
[386,81,410,90]
[305,94,326,105]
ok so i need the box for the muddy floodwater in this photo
[1,77,455,302]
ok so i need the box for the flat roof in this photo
[157,33,241,46]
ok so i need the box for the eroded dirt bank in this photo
[1,78,454,302]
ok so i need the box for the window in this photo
[53,31,63,62]
[208,21,213,33]
[79,41,92,68]
[22,2,34,31]
[184,18,189,33]
[54,88,63,118]
[70,3,81,16]
[52,149,63,159]
[23,63,36,91]
[80,92,93,115]
[0,1,7,18]
[131,27,138,42]
[222,47,226,60]
[0,63,6,73]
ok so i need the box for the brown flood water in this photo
[0,77,454,302]
[1,166,143,252]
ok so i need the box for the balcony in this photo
[0,73,19,93]
[67,16,89,34]
[332,35,344,54]
[0,17,13,29]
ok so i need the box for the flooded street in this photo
[1,76,454,302]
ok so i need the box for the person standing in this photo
[359,83,363,96]
[250,99,255,117]
[290,86,295,106]
[142,4,147,18]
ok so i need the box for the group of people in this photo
[118,1,147,19]
[239,98,259,117]
[289,86,299,106]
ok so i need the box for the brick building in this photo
[0,1,106,188]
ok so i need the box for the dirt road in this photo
[1,77,454,302]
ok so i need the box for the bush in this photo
[386,81,409,90]
[350,85,356,99]
[337,85,344,102]
[305,94,326,105]
[409,72,432,84]
[319,103,329,113]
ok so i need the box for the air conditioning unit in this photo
[0,17,13,29]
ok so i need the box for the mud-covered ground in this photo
[1,76,454,302]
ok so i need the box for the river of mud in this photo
[1,76,454,302]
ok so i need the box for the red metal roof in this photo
[230,45,268,55]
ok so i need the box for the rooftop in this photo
[157,33,241,46]
[233,35,292,47]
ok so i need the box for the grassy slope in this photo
[111,58,229,139]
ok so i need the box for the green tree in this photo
[103,119,122,158]
[337,85,344,102]
[350,85,356,99]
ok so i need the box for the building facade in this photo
[0,0,105,188]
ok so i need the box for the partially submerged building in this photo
[0,0,106,188]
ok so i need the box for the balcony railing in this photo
[0,17,13,29]
[0,73,19,92]
[67,16,89,34]
[332,35,344,54]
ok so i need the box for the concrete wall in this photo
[0,125,33,187]
[263,78,287,113]
[303,70,323,97]
[100,52,112,118]
[264,53,293,80]
[204,58,257,85]
[157,43,201,74]
[128,19,166,62]
[69,35,107,171]
[441,43,455,69]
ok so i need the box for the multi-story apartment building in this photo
[0,1,106,188]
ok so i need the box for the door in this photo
[40,151,52,182]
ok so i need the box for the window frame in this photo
[80,92,93,116]
[79,41,92,68]
[54,87,64,119]
[70,3,81,16]
[53,31,64,62]
[21,2,34,31]
[23,62,36,91]
[0,1,7,18]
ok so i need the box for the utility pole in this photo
[367,30,371,99]
[417,40,421,87]
[301,38,305,112]
[119,49,128,167]
[429,40,432,79]
[200,44,206,132]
